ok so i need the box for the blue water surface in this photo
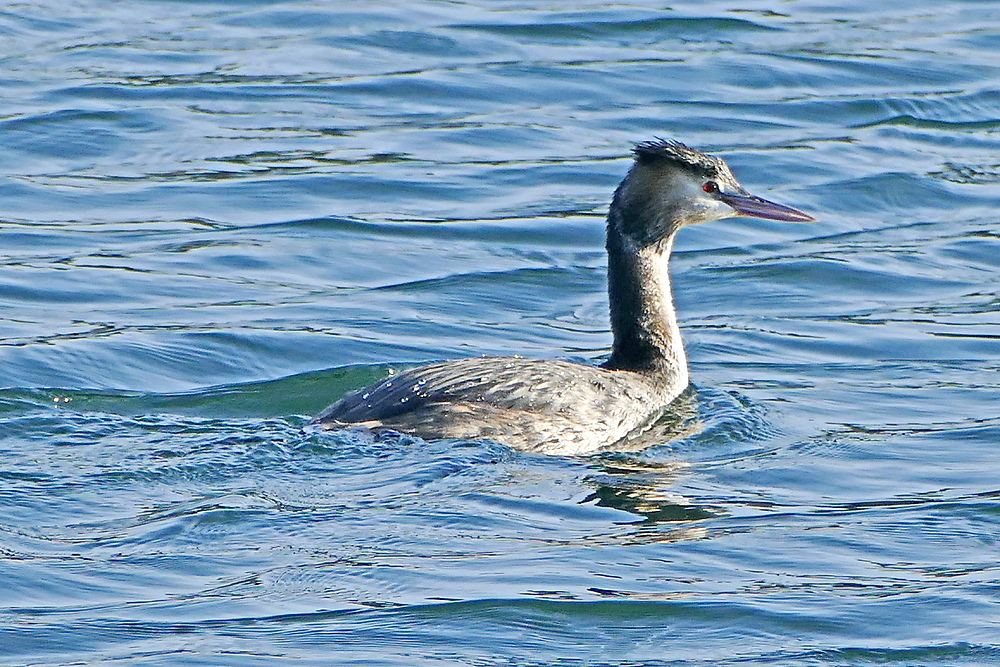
[2,1,1000,665]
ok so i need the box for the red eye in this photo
[702,180,719,193]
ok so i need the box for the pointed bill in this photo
[719,192,816,223]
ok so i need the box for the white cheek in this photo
[688,197,737,225]
[663,178,738,225]
[706,198,738,221]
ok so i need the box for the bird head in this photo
[609,139,815,248]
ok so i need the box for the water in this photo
[2,0,1000,664]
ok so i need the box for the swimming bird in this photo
[310,140,815,455]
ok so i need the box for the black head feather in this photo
[632,138,724,178]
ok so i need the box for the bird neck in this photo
[603,226,688,381]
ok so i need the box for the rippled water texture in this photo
[3,1,1000,665]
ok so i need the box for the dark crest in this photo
[632,138,723,177]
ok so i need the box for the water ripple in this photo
[4,0,1000,664]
